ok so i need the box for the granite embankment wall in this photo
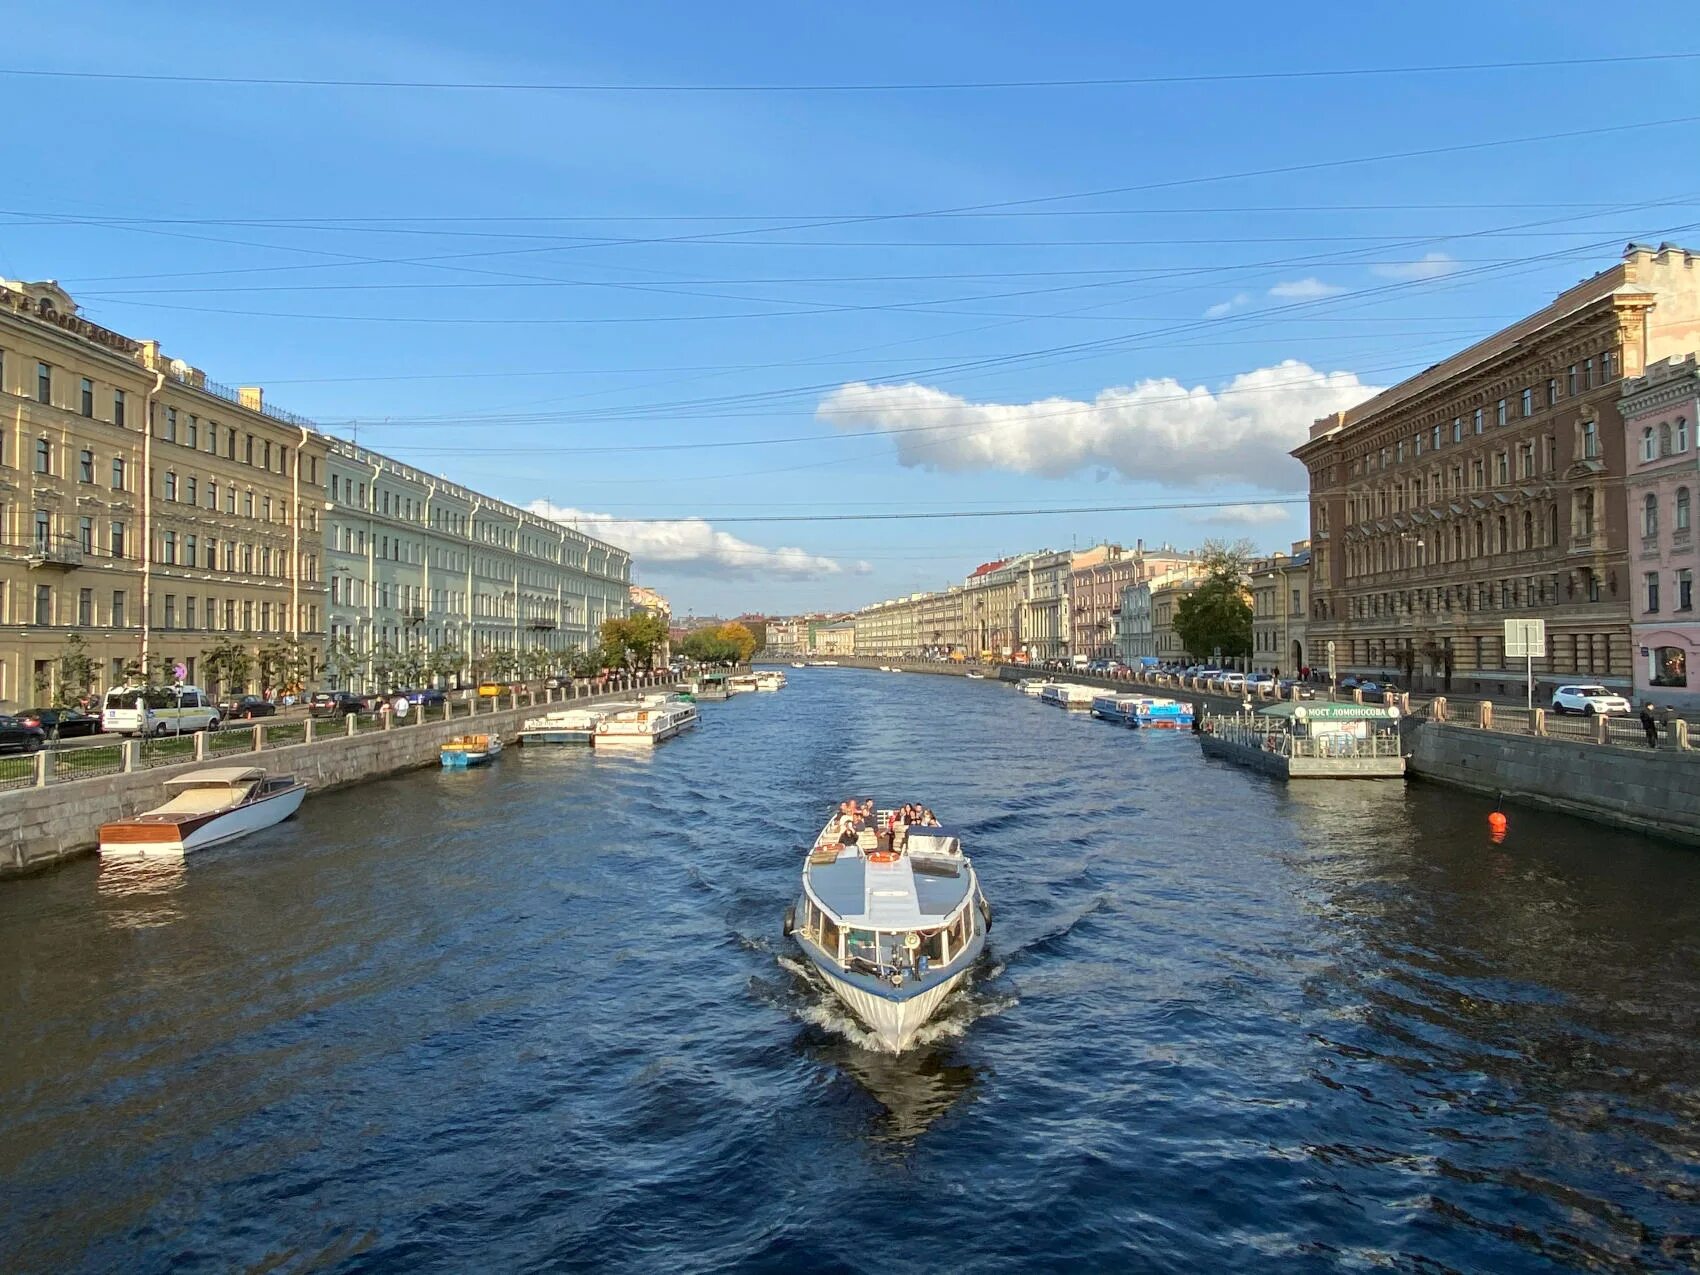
[1408,722,1700,846]
[0,683,662,879]
[778,658,1700,846]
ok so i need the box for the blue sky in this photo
[7,3,1699,613]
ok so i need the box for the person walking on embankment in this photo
[1641,701,1660,749]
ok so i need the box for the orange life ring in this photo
[866,850,900,864]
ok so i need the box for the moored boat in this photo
[753,670,787,691]
[593,701,700,746]
[1039,683,1096,709]
[98,766,306,857]
[965,671,985,680]
[518,704,634,745]
[727,674,760,694]
[787,805,989,1052]
[791,661,806,669]
[440,733,503,767]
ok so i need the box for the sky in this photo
[6,3,1700,614]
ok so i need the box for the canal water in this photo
[2,669,1699,1273]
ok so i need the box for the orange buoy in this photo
[1487,811,1508,833]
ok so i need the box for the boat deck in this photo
[805,835,972,928]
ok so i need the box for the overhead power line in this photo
[554,498,1307,526]
[2,51,1696,93]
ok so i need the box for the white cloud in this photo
[527,501,860,579]
[1187,503,1292,526]
[1204,292,1252,318]
[817,360,1379,490]
[1371,251,1460,281]
[1267,277,1347,300]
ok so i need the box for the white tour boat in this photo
[787,806,990,1052]
[727,674,760,694]
[594,700,700,746]
[791,662,806,669]
[99,766,306,857]
[753,670,787,691]
[1039,683,1096,709]
[1017,679,1059,697]
[517,702,636,745]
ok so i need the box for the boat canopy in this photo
[1257,702,1400,722]
[164,767,268,787]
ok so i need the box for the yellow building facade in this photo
[0,280,329,707]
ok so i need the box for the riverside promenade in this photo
[771,658,1700,846]
[0,674,674,879]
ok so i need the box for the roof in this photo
[806,849,973,930]
[1258,702,1399,722]
[164,766,267,786]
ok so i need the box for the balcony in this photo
[525,618,557,631]
[27,537,83,571]
[404,606,426,624]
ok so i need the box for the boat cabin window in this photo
[817,914,840,955]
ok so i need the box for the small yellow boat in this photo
[440,733,503,768]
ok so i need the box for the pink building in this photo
[1621,354,1700,708]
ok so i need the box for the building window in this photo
[79,449,93,482]
[112,590,126,627]
[33,510,50,551]
[186,534,197,565]
[36,362,51,405]
[162,530,176,564]
[225,487,236,514]
[262,440,272,470]
[34,584,52,627]
[186,596,196,630]
[1473,408,1483,434]
[1546,377,1558,405]
[1646,571,1660,613]
[34,438,50,474]
[1642,427,1657,462]
[163,595,176,630]
[1653,645,1688,686]
[245,434,254,465]
[1676,416,1689,453]
[1431,424,1442,450]
[1584,357,1595,388]
[1521,388,1533,416]
[208,479,218,510]
[1680,570,1694,613]
[187,415,198,449]
[164,471,177,501]
[1583,420,1598,460]
[1661,422,1673,456]
[244,491,254,518]
[185,477,196,505]
[1678,487,1691,531]
[1496,399,1507,427]
[1644,493,1659,538]
[113,390,126,428]
[1567,364,1578,395]
[165,407,177,442]
[111,457,125,490]
[78,588,93,627]
[227,430,236,460]
[1451,417,1462,443]
[80,377,94,416]
[79,517,93,553]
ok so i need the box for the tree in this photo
[717,621,758,664]
[258,637,319,695]
[1173,539,1255,662]
[429,646,465,687]
[679,622,754,665]
[201,638,254,699]
[325,636,363,689]
[56,633,97,706]
[601,613,671,668]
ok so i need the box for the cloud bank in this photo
[528,501,862,579]
[818,360,1379,490]
[1187,502,1292,526]
[1266,277,1347,300]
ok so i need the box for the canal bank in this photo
[783,659,1700,847]
[0,679,671,879]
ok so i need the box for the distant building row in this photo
[0,279,634,707]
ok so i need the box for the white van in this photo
[101,685,222,737]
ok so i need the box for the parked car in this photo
[1551,684,1633,716]
[1221,672,1247,691]
[18,707,102,739]
[308,691,369,719]
[401,688,447,707]
[221,695,277,720]
[0,715,47,753]
[1246,673,1276,687]
[1277,679,1318,700]
[1339,676,1362,691]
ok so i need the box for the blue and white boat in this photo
[1090,693,1145,726]
[1039,683,1096,709]
[440,733,503,767]
[1091,693,1193,729]
[787,808,990,1052]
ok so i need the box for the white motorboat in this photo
[98,766,306,857]
[791,662,806,669]
[965,671,985,680]
[786,807,989,1052]
[518,703,635,745]
[594,701,700,745]
[753,670,787,691]
[440,733,503,767]
[727,674,760,694]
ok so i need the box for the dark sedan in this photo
[308,691,371,718]
[400,688,447,707]
[221,695,278,720]
[1276,680,1318,701]
[0,715,47,754]
[19,707,102,739]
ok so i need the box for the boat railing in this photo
[1202,714,1403,759]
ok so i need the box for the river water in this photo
[2,669,1699,1273]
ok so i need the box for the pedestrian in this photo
[1640,701,1659,749]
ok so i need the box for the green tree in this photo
[601,613,671,668]
[1173,539,1255,662]
[429,646,465,687]
[258,636,319,694]
[56,633,98,705]
[570,647,605,679]
[325,636,363,689]
[717,621,758,664]
[201,638,254,699]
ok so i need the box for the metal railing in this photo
[0,673,675,794]
[1444,698,1692,752]
[1203,714,1404,759]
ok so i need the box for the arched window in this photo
[1474,519,1485,556]
[1496,515,1508,553]
[1678,417,1690,453]
[1678,487,1691,532]
[1547,503,1559,546]
[1522,510,1534,548]
[1644,492,1659,537]
[1661,422,1673,456]
[1642,426,1657,462]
